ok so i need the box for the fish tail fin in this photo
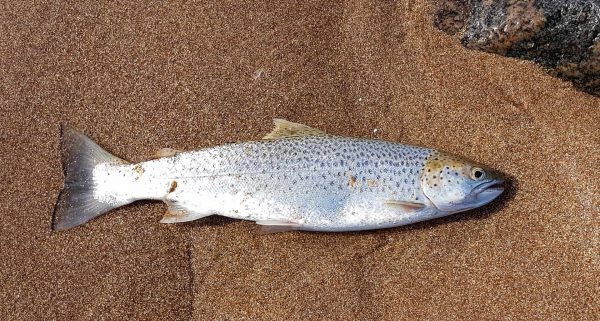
[52,124,131,231]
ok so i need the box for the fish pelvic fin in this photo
[52,124,131,231]
[256,219,301,234]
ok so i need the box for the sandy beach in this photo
[1,1,598,319]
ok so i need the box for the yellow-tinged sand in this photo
[1,1,598,320]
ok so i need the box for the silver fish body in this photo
[53,120,505,232]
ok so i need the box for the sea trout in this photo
[53,119,505,232]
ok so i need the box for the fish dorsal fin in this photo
[262,119,327,140]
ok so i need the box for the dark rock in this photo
[434,0,600,97]
[434,0,471,35]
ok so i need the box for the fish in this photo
[52,119,505,232]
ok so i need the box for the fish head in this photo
[420,152,504,214]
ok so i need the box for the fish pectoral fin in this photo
[153,148,181,159]
[255,219,301,234]
[384,200,427,212]
[262,119,328,140]
[160,201,212,223]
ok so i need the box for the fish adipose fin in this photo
[160,201,213,223]
[52,124,130,231]
[256,219,301,234]
[384,200,426,212]
[153,147,181,159]
[262,119,328,140]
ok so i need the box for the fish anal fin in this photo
[384,200,426,212]
[160,201,212,223]
[160,209,188,223]
[153,148,181,159]
[262,119,327,140]
[256,219,301,234]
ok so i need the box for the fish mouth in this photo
[472,179,505,206]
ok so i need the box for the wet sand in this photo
[1,1,598,320]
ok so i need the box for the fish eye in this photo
[471,167,485,180]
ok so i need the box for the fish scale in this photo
[102,136,433,231]
[52,119,505,232]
